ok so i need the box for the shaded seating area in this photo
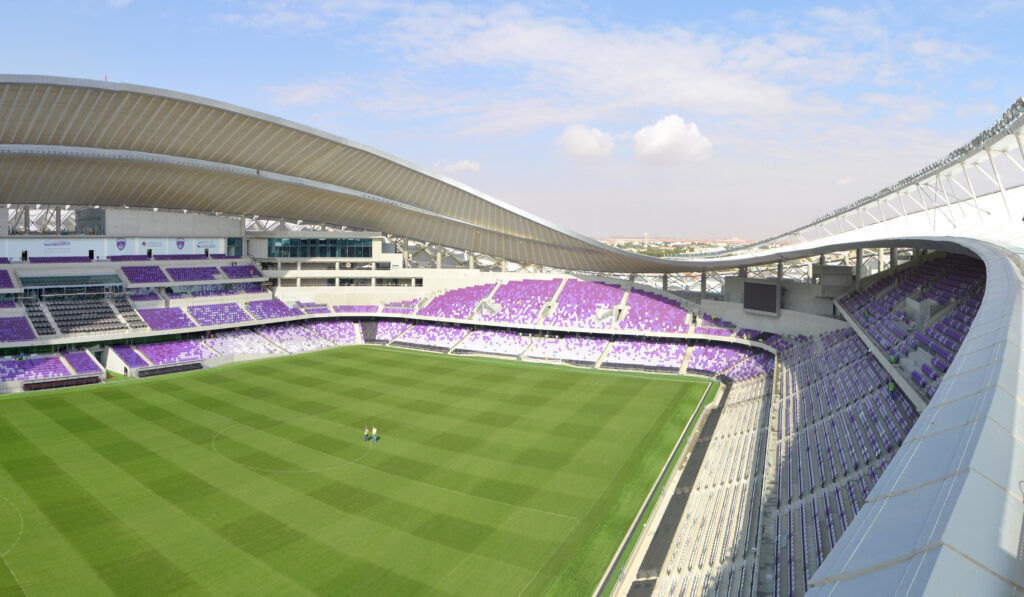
[166,266,220,282]
[46,298,127,335]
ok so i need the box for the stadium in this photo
[0,74,1021,596]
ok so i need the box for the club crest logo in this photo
[176,238,185,250]
[116,238,126,251]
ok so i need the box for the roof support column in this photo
[54,206,61,234]
[777,260,783,281]
[700,271,707,303]
[855,248,863,286]
[890,246,897,271]
[23,209,29,234]
[662,274,667,291]
[986,149,1014,219]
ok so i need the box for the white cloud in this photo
[262,80,346,107]
[909,38,978,71]
[633,115,711,163]
[556,124,614,158]
[436,160,481,174]
[218,2,327,31]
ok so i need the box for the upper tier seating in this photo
[122,266,169,284]
[0,270,13,289]
[0,258,9,264]
[46,298,127,335]
[109,254,151,262]
[46,299,127,335]
[137,307,195,331]
[246,299,303,320]
[166,266,220,282]
[129,292,161,302]
[111,294,149,329]
[188,302,252,327]
[335,305,379,313]
[544,279,623,329]
[0,317,36,343]
[221,265,262,279]
[417,284,495,319]
[478,279,561,325]
[382,299,418,314]
[618,289,689,333]
[23,299,55,336]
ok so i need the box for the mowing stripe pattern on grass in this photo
[0,345,707,596]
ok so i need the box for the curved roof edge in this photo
[0,74,677,273]
[2,75,1020,273]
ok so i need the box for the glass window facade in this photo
[267,238,372,258]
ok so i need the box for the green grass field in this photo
[0,345,711,596]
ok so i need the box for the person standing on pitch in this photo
[364,425,370,442]
[372,425,378,443]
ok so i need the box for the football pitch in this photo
[0,345,712,596]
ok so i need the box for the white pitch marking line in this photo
[0,495,26,596]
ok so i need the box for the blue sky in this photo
[3,1,1023,240]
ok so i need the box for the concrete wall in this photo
[698,299,849,336]
[722,276,850,318]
